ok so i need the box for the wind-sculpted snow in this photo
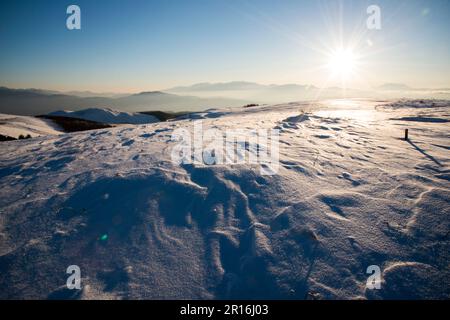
[0,99,449,299]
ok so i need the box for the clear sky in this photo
[0,0,449,92]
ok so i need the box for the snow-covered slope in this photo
[0,113,63,138]
[50,108,159,124]
[0,100,449,299]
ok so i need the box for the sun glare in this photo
[327,48,357,78]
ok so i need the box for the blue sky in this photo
[0,0,449,92]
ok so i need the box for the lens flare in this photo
[327,48,357,78]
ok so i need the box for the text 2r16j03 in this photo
[224,304,269,317]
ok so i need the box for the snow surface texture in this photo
[0,113,63,138]
[0,99,449,299]
[50,108,159,124]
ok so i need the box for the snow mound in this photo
[0,99,449,299]
[0,113,63,138]
[50,108,159,124]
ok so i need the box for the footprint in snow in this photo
[340,172,362,186]
[119,128,133,133]
[139,133,155,138]
[154,128,171,133]
[313,134,332,139]
[122,140,134,147]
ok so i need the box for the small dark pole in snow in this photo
[404,129,409,141]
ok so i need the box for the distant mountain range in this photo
[167,81,447,93]
[168,82,361,103]
[166,82,367,103]
[167,81,319,94]
[376,83,415,91]
[1,82,449,116]
[167,81,450,103]
[168,81,269,92]
[0,87,248,115]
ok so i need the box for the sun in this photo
[327,48,357,78]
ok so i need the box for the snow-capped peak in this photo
[49,108,159,124]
